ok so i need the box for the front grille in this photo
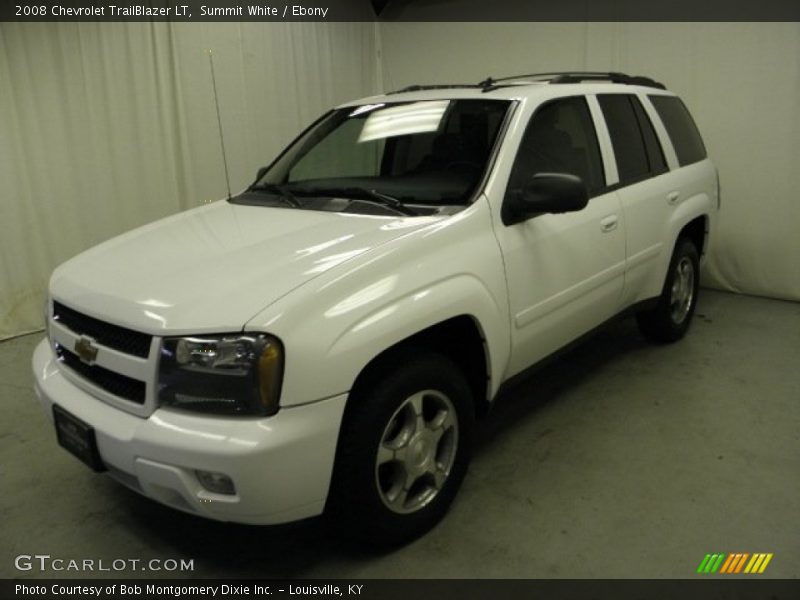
[56,345,146,404]
[53,301,152,358]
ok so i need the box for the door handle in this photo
[667,191,680,205]
[600,215,618,233]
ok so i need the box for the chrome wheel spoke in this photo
[428,408,454,445]
[671,280,681,304]
[407,392,425,435]
[430,464,447,490]
[384,474,412,510]
[387,490,409,510]
[376,443,396,466]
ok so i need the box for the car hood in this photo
[50,201,441,334]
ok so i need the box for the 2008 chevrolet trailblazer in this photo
[33,72,718,545]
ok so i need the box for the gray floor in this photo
[1,290,798,579]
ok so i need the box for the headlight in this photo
[158,333,284,416]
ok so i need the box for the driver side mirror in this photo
[502,173,589,226]
[255,166,269,181]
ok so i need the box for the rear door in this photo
[596,93,676,305]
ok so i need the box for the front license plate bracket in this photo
[53,404,106,472]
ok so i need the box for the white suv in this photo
[33,72,718,545]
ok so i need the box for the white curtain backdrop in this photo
[1,21,798,339]
[0,21,379,339]
[379,22,800,303]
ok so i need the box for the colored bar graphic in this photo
[744,554,759,573]
[696,554,712,573]
[734,553,749,573]
[745,554,766,573]
[720,554,736,573]
[719,553,735,573]
[711,553,725,573]
[759,553,773,573]
[697,552,773,575]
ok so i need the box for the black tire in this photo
[326,350,474,548]
[636,237,700,343]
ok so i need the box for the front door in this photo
[491,96,626,377]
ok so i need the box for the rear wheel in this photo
[327,351,473,547]
[636,237,700,343]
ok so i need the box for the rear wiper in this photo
[308,186,419,216]
[249,183,301,208]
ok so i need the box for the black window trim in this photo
[629,94,668,176]
[597,93,671,189]
[471,99,520,206]
[502,93,608,211]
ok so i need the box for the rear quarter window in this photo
[649,96,707,166]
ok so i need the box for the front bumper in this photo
[32,339,347,525]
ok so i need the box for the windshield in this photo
[235,99,511,216]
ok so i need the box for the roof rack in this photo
[387,83,483,95]
[480,71,666,90]
[388,71,666,95]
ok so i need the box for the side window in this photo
[598,95,650,184]
[649,95,707,166]
[505,96,605,199]
[631,97,667,173]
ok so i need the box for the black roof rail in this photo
[387,83,482,95]
[388,78,506,94]
[484,71,666,90]
[387,72,666,95]
[550,72,665,89]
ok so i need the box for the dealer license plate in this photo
[53,404,106,472]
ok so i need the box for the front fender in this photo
[324,273,508,401]
[246,199,511,408]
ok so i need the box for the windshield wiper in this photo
[360,188,418,215]
[304,186,418,216]
[248,183,301,208]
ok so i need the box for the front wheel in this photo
[326,351,474,547]
[636,237,700,343]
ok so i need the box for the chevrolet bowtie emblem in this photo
[74,336,99,365]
